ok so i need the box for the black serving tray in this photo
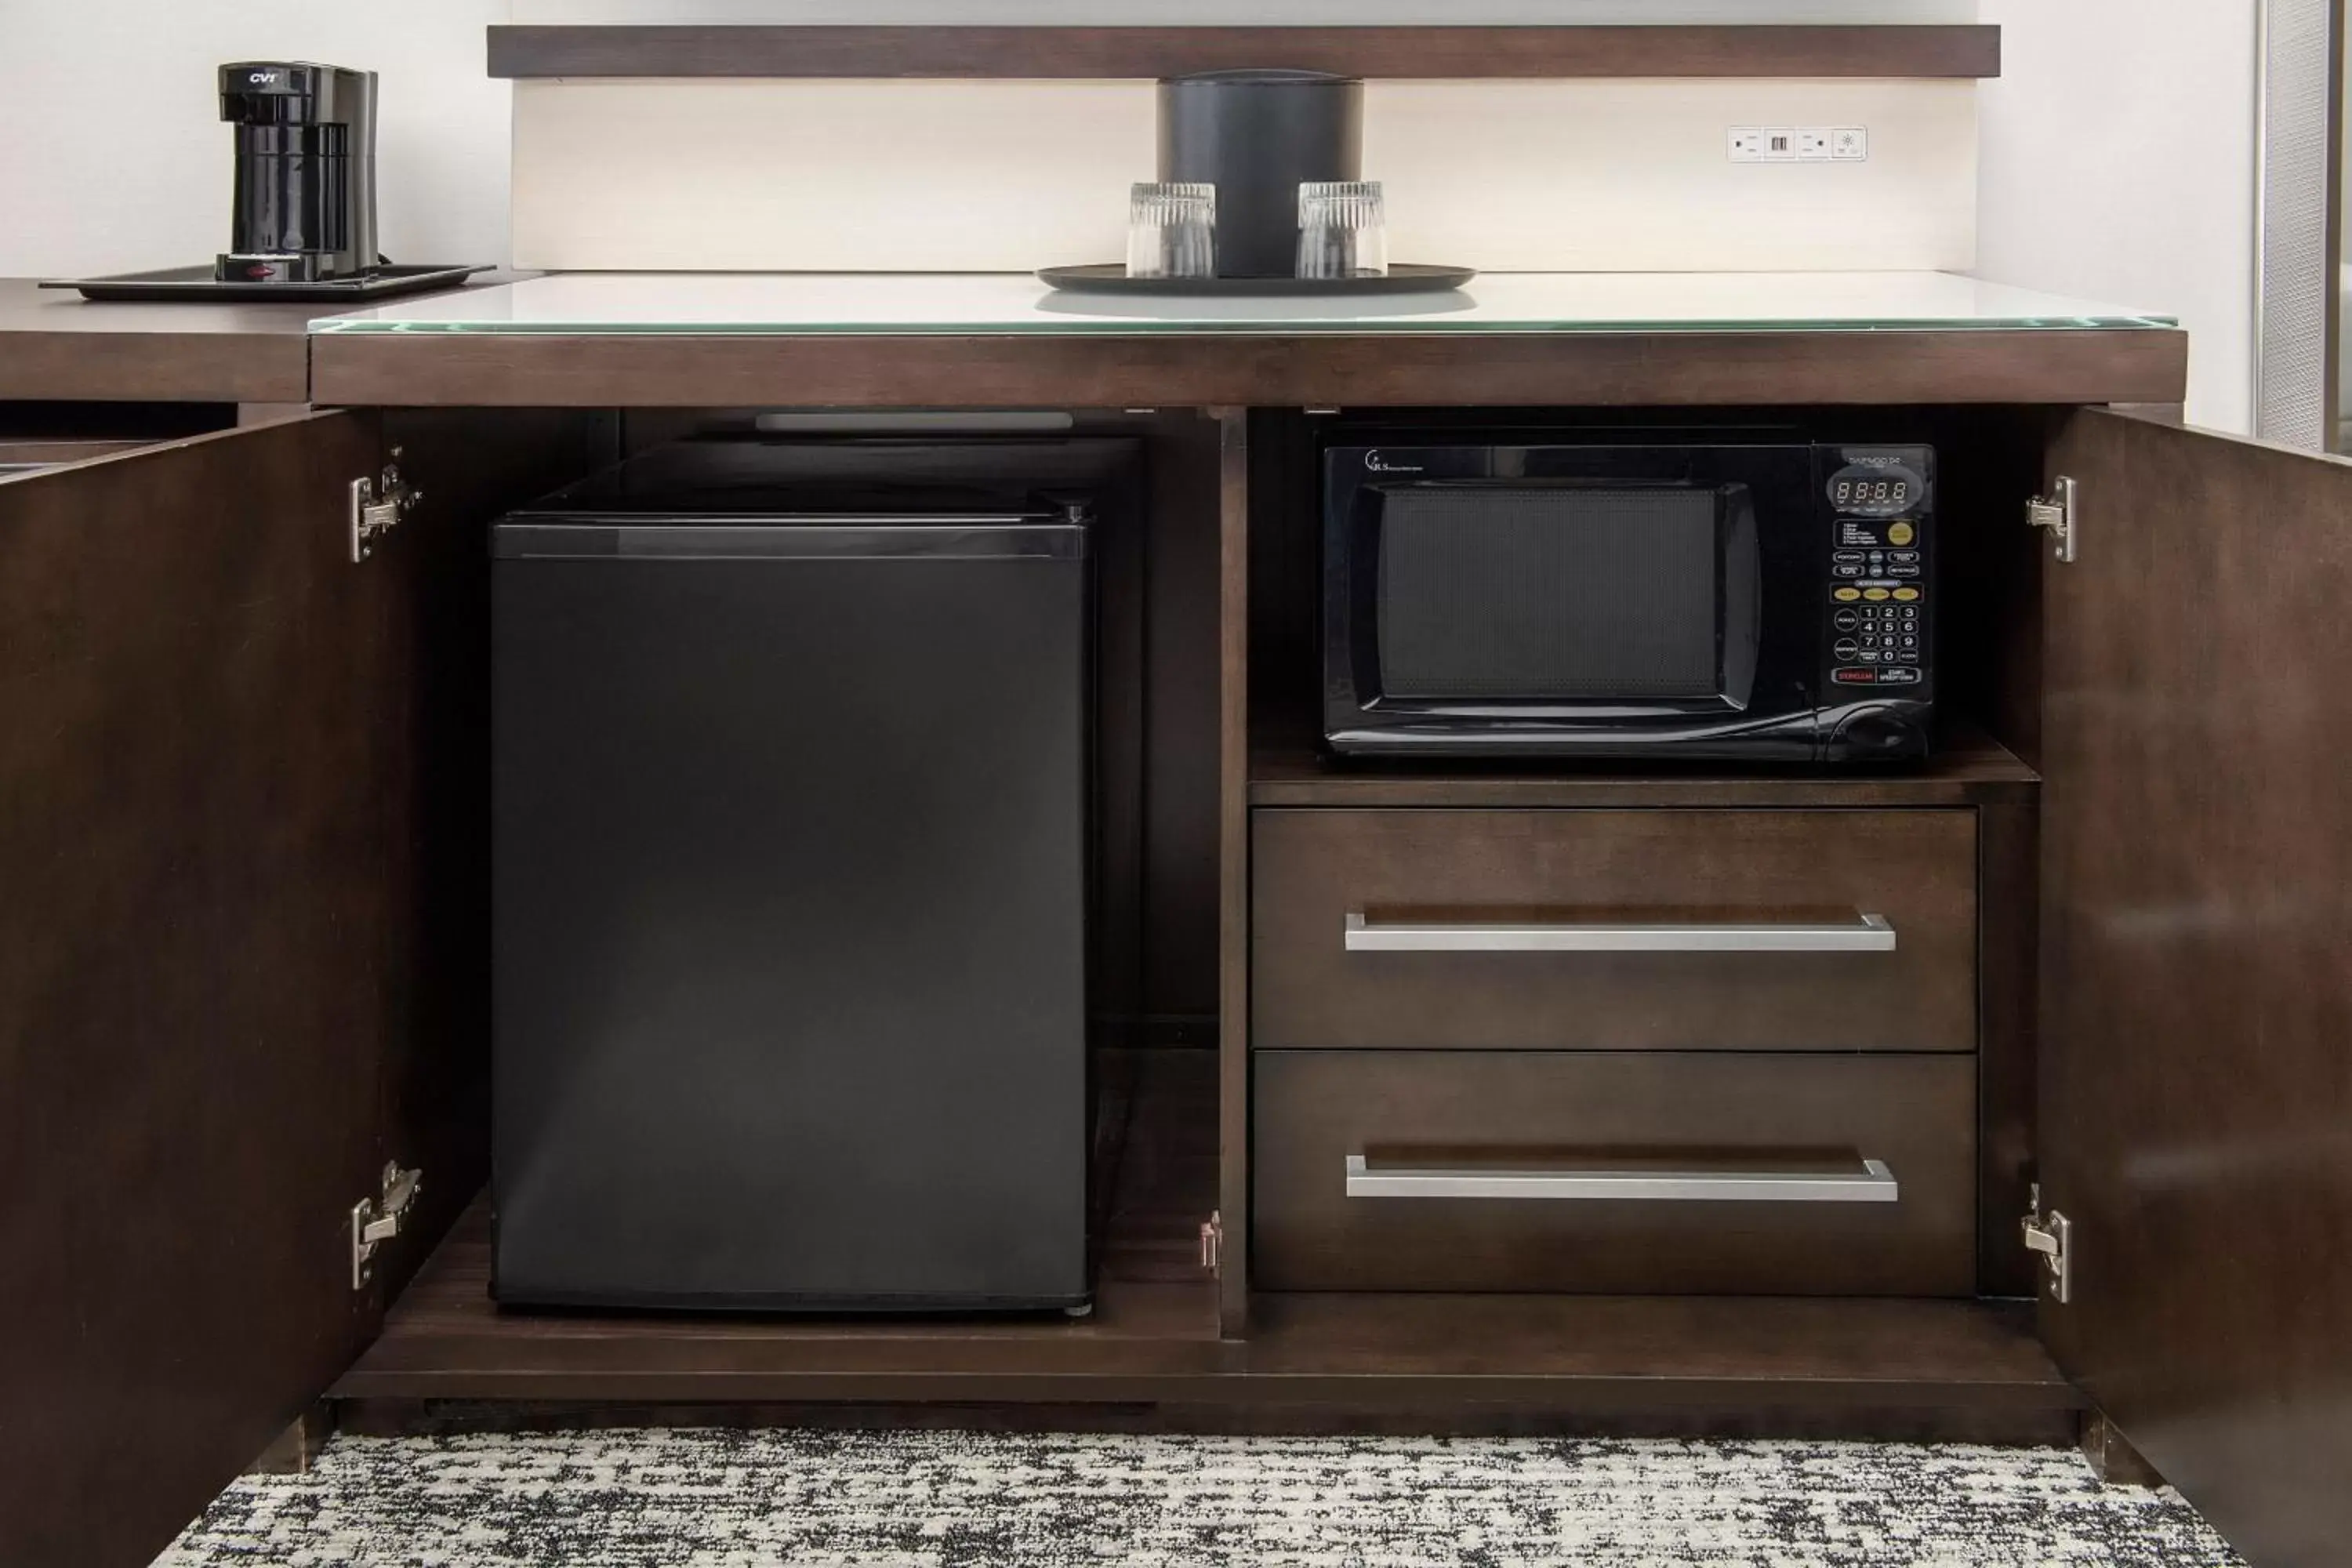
[1037,262,1474,298]
[43,263,492,303]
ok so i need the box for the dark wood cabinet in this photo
[0,416,399,1568]
[0,413,600,1568]
[2031,410,2352,1568]
[3,397,2349,1568]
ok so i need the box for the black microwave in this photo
[1323,438,1934,761]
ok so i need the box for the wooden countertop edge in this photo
[485,24,2002,82]
[306,327,2189,411]
[0,328,312,405]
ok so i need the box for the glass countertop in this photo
[310,271,2176,337]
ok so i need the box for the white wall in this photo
[511,78,1976,273]
[0,0,1974,281]
[0,0,2263,431]
[1976,0,2259,430]
[0,0,512,279]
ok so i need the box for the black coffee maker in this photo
[217,61,378,284]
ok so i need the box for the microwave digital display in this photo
[1829,476,1913,510]
[1827,465,1924,516]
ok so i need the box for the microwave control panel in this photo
[1822,447,1932,694]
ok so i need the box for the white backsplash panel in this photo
[511,78,1976,274]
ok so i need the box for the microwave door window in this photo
[1372,485,1727,708]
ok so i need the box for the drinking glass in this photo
[1126,182,1218,280]
[1296,180,1388,280]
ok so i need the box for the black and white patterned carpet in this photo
[155,1430,2242,1567]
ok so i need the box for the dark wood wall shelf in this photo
[486,24,2000,82]
[1250,724,2040,809]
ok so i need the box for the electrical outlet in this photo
[1733,124,1867,165]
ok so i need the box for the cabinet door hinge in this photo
[2027,475,2077,564]
[351,1161,423,1290]
[1199,1210,1224,1276]
[2021,1181,2073,1304]
[349,450,421,564]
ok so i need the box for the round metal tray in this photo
[1036,263,1475,297]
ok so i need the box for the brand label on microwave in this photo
[1362,450,1426,474]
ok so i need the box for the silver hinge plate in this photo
[1199,1210,1224,1276]
[349,453,421,564]
[2027,475,2078,564]
[2020,1183,2073,1305]
[350,1161,423,1290]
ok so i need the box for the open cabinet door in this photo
[2038,408,2352,1567]
[0,415,400,1568]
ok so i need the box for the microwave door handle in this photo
[1341,910,1896,953]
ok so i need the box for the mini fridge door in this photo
[491,512,1090,1310]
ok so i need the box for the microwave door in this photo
[1319,441,1878,760]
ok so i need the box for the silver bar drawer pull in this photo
[1342,910,1895,953]
[1344,1155,1900,1204]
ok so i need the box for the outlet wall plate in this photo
[1730,124,1870,164]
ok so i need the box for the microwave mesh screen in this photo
[1376,486,1719,699]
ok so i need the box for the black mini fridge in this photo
[491,441,1108,1312]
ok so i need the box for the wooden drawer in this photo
[1252,808,1976,1052]
[1253,1050,1977,1296]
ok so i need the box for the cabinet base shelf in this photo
[339,1217,2078,1436]
[339,1048,2074,1435]
[1248,720,2039,808]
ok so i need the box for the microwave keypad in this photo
[1826,500,1928,690]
